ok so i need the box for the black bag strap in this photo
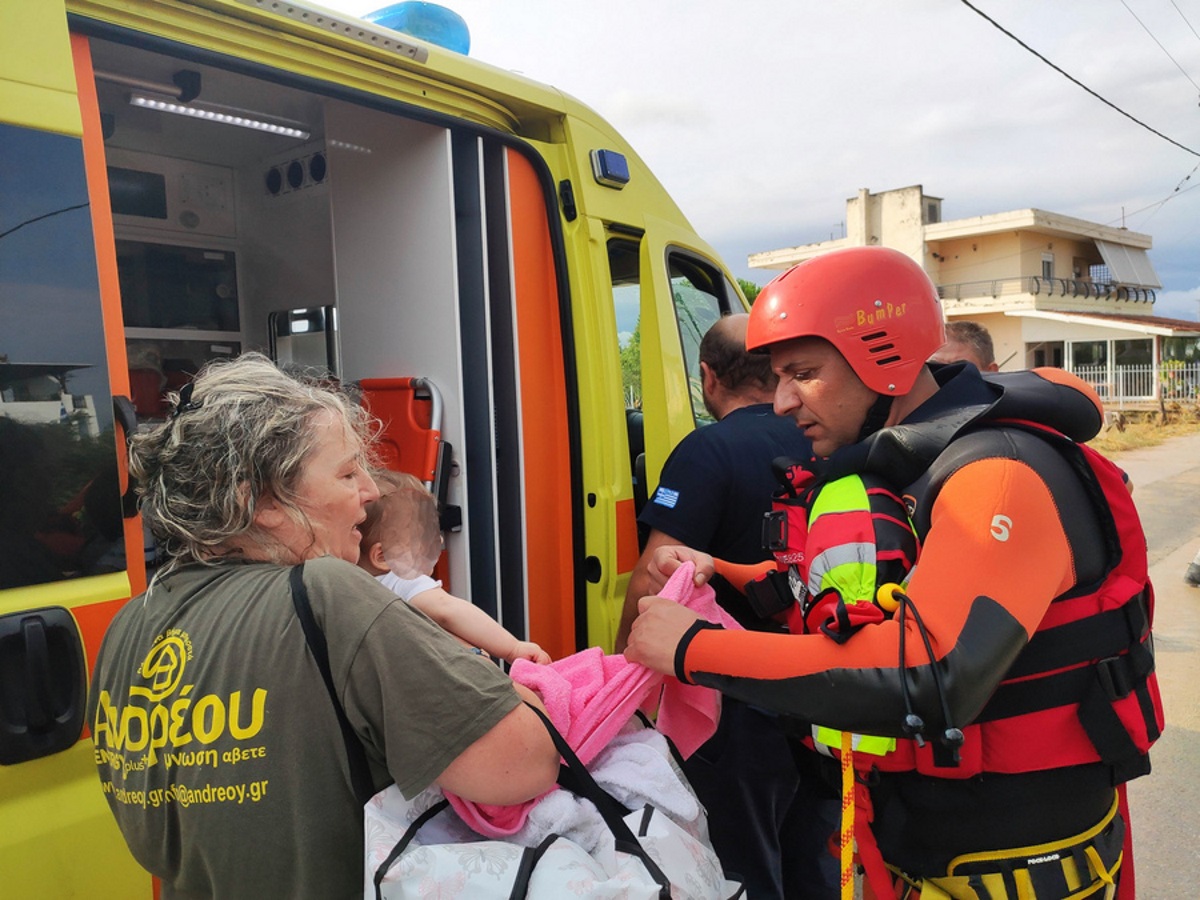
[372,798,452,899]
[288,563,375,806]
[374,702,671,900]
[521,704,671,899]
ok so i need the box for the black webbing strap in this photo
[976,590,1153,725]
[977,641,1154,725]
[371,703,671,900]
[288,564,375,806]
[373,799,451,899]
[508,834,561,900]
[1003,590,1149,680]
[975,629,1156,779]
[744,568,795,619]
[530,704,670,899]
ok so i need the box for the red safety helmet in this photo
[746,246,945,395]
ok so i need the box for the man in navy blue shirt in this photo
[616,313,839,900]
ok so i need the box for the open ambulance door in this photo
[0,19,150,898]
[635,217,744,512]
[323,99,575,660]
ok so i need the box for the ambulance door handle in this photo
[22,617,54,731]
[0,607,87,765]
[584,556,602,583]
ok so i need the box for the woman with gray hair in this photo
[88,353,557,899]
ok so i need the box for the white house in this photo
[750,186,1200,405]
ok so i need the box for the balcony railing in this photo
[1068,362,1200,406]
[939,276,1156,304]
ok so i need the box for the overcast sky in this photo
[334,0,1200,321]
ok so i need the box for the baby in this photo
[359,470,551,664]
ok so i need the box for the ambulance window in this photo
[609,240,642,409]
[0,124,125,589]
[607,239,647,510]
[667,254,727,425]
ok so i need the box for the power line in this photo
[1103,176,1200,229]
[1173,163,1200,194]
[0,202,90,241]
[1169,0,1200,48]
[958,0,1200,158]
[1120,0,1200,93]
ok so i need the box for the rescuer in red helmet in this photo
[626,246,1162,899]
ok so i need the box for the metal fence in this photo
[939,276,1156,304]
[1069,362,1200,406]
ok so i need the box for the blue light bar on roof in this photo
[365,2,470,55]
[590,149,630,189]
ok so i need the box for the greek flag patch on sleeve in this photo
[652,486,680,508]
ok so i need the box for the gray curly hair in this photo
[129,352,377,566]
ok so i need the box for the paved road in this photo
[1115,433,1200,897]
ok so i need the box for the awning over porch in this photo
[1003,309,1200,337]
[1094,241,1161,288]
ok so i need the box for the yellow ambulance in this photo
[0,0,748,893]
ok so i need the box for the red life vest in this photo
[748,461,918,643]
[749,417,1162,783]
[862,422,1162,782]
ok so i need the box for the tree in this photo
[620,321,641,407]
[737,278,761,304]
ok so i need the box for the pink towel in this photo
[445,562,742,837]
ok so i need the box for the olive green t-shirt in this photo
[88,556,520,899]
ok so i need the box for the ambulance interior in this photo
[88,32,525,608]
[90,35,470,399]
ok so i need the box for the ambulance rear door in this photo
[0,7,149,896]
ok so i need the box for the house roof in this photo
[750,204,1159,275]
[926,208,1152,249]
[1000,309,1200,336]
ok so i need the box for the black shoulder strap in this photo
[289,563,375,805]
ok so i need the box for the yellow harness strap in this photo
[893,792,1123,899]
[840,731,854,899]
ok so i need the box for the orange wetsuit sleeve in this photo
[681,456,1077,737]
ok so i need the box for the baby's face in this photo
[381,488,443,578]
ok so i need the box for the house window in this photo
[1070,341,1106,367]
[925,200,941,224]
[1115,339,1152,367]
[1030,342,1064,368]
[1163,336,1200,362]
[1041,253,1055,280]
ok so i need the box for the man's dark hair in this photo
[943,321,996,368]
[700,315,777,393]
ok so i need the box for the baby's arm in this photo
[410,587,551,664]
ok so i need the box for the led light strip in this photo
[129,93,310,140]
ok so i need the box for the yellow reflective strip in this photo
[810,475,869,519]
[814,726,895,756]
[808,476,876,599]
[813,551,878,602]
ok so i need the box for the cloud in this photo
[334,0,1200,320]
[599,91,710,131]
[1153,287,1200,322]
